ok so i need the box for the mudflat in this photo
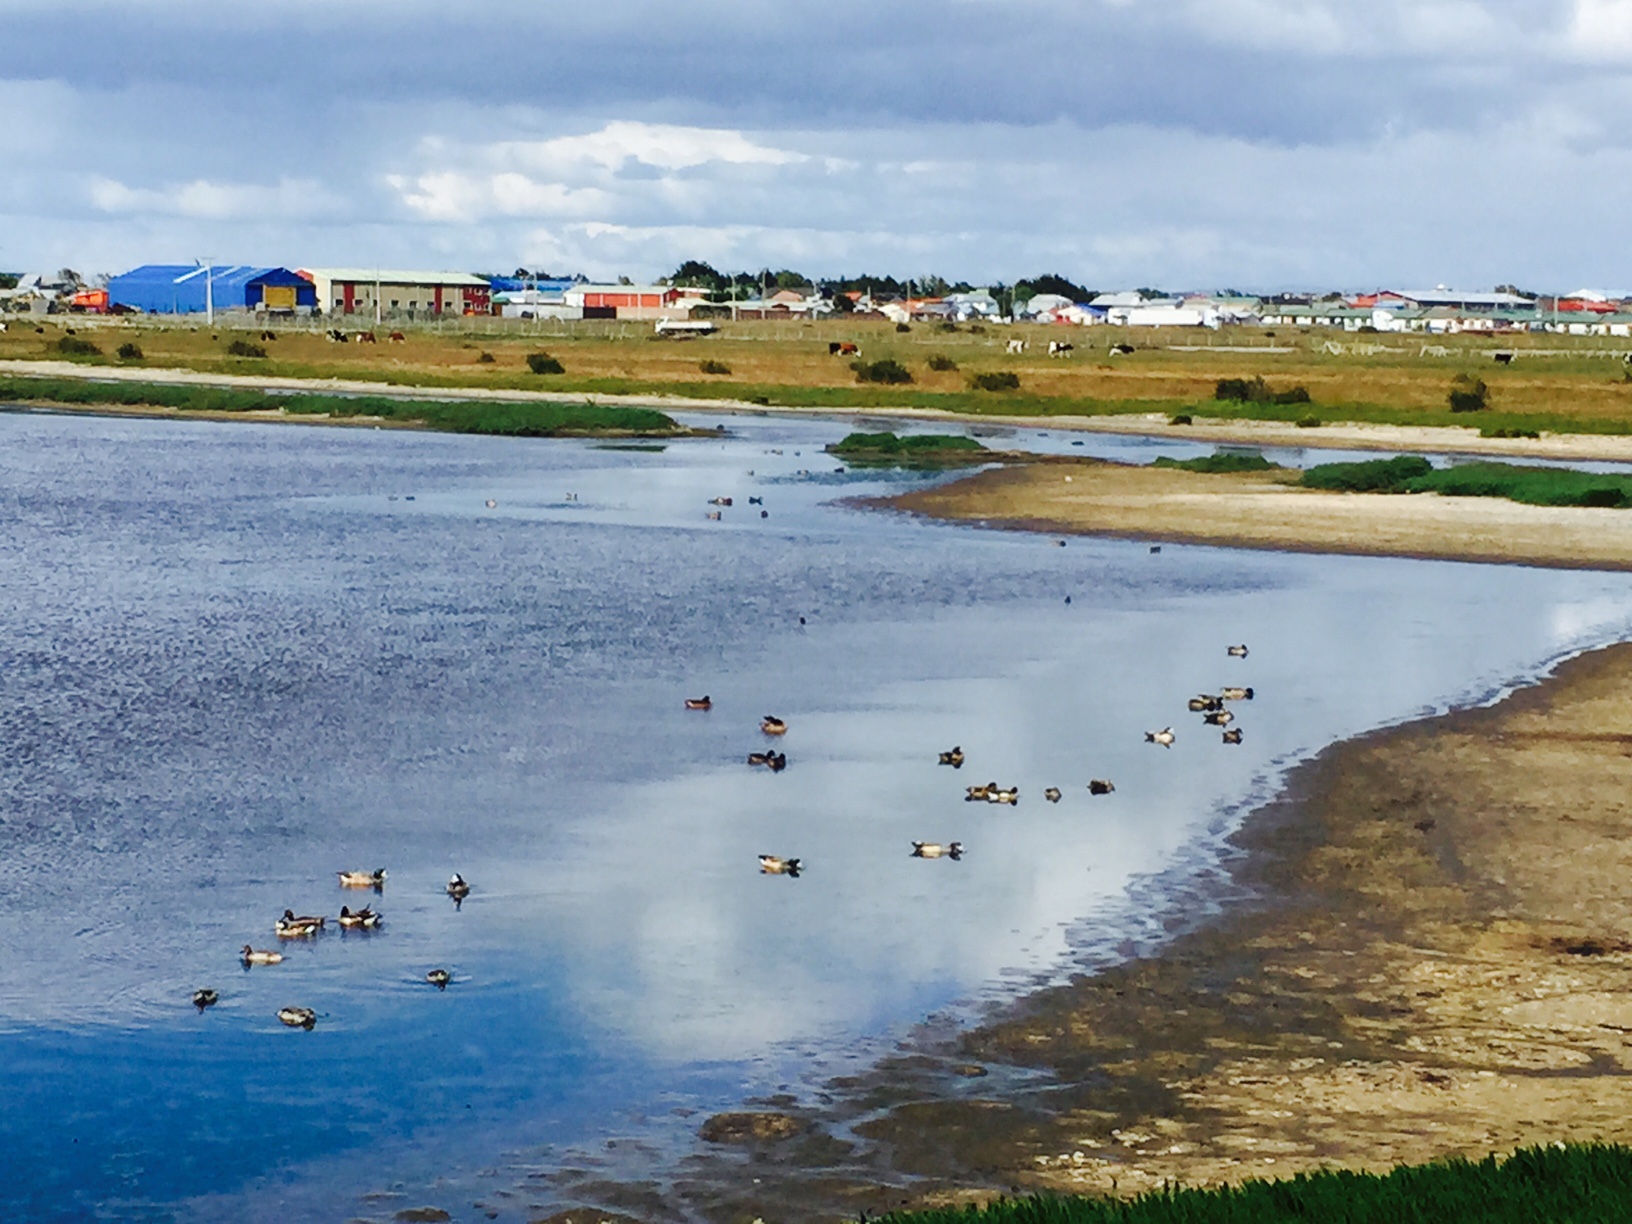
[883,459,1632,571]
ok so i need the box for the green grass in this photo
[882,1144,1632,1224]
[0,375,680,437]
[1151,453,1278,474]
[1302,455,1632,507]
[827,431,988,465]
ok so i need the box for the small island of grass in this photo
[1302,455,1632,508]
[826,431,989,466]
[1151,452,1279,474]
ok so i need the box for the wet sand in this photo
[520,644,1632,1221]
[882,459,1632,571]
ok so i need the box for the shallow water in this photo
[2,408,1631,1221]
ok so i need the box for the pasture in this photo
[7,314,1632,435]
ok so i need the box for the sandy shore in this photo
[12,358,1632,463]
[520,643,1632,1222]
[882,459,1632,571]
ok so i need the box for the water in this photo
[2,408,1631,1221]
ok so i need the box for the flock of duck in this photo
[192,869,475,1030]
[691,641,1254,881]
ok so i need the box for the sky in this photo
[3,0,1632,291]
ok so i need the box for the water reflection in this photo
[0,408,1629,1221]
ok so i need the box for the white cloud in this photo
[88,175,337,220]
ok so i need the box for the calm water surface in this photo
[2,409,1630,1221]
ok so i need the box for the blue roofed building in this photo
[107,265,318,315]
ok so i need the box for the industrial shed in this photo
[107,265,317,314]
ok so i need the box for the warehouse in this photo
[106,265,317,314]
[301,269,491,318]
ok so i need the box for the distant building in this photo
[563,284,706,320]
[107,265,318,315]
[301,268,490,318]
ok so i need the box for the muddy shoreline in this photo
[511,642,1632,1222]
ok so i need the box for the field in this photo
[7,314,1632,435]
[882,1145,1632,1224]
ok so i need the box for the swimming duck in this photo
[337,905,380,929]
[748,496,763,505]
[446,874,471,901]
[1043,787,1062,803]
[1145,727,1176,748]
[241,945,283,966]
[708,496,734,506]
[684,695,713,711]
[1227,644,1249,658]
[192,988,219,1010]
[426,969,451,990]
[938,746,965,768]
[747,751,773,766]
[758,855,802,877]
[766,751,787,772]
[965,783,993,802]
[1222,728,1244,745]
[1202,709,1235,727]
[1188,695,1223,712]
[911,841,964,860]
[760,716,787,736]
[1220,686,1254,701]
[277,1006,317,1030]
[705,510,722,521]
[337,868,387,890]
[987,786,1019,806]
[1088,779,1116,795]
[276,910,325,938]
[485,499,497,509]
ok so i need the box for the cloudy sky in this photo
[3,0,1631,290]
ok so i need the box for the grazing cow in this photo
[389,331,405,342]
[1047,340,1075,357]
[259,330,277,341]
[839,341,860,356]
[0,321,8,333]
[355,331,377,343]
[1493,351,1514,365]
[1005,339,1025,355]
[1109,343,1135,356]
[327,329,348,343]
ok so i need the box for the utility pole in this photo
[375,269,382,327]
[201,257,214,326]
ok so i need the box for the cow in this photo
[259,330,277,341]
[1005,339,1025,355]
[829,341,860,356]
[1492,351,1514,365]
[355,331,377,344]
[327,329,349,343]
[0,321,7,333]
[1109,343,1135,356]
[1048,340,1075,357]
[389,331,406,342]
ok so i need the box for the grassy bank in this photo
[1302,455,1632,507]
[0,375,681,437]
[883,1145,1632,1224]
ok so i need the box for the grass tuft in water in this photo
[1152,452,1277,474]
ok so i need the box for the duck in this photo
[337,868,387,890]
[1220,686,1254,701]
[911,841,964,860]
[1202,709,1235,727]
[276,909,325,938]
[705,510,722,521]
[708,496,734,507]
[766,751,787,772]
[684,695,713,711]
[748,496,763,505]
[937,746,965,768]
[987,786,1019,806]
[446,874,471,901]
[426,969,451,990]
[337,905,380,929]
[747,751,773,766]
[1227,644,1249,658]
[760,716,787,736]
[241,945,283,966]
[1043,787,1062,803]
[758,855,802,877]
[1145,727,1176,748]
[1088,779,1116,795]
[192,988,219,1010]
[1222,728,1244,745]
[1187,695,1223,712]
[965,783,992,802]
[485,499,497,509]
[277,1006,317,1030]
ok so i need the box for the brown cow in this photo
[389,331,405,342]
[355,331,377,343]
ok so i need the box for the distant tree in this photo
[1016,273,1091,303]
[671,260,727,291]
[1135,286,1168,300]
[617,275,633,286]
[0,274,18,291]
[57,268,83,287]
[1494,283,1539,299]
[771,269,811,291]
[916,274,952,298]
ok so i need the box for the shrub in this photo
[1302,456,1434,493]
[895,322,912,333]
[1295,414,1322,428]
[699,359,732,375]
[851,357,913,385]
[1169,413,1193,426]
[1215,376,1311,405]
[936,321,959,333]
[477,351,495,364]
[927,354,958,372]
[54,335,100,357]
[1482,426,1540,439]
[226,339,267,358]
[527,352,565,375]
[1449,374,1489,413]
[116,342,143,361]
[968,371,1021,392]
[1153,452,1276,474]
[967,323,986,334]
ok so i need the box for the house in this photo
[944,290,1001,321]
[563,284,701,320]
[108,265,320,315]
[301,268,490,318]
[492,287,580,320]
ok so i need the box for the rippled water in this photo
[3,408,1631,1221]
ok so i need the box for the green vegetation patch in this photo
[1152,452,1278,474]
[827,431,986,464]
[969,371,1022,392]
[0,376,679,438]
[1302,454,1632,508]
[53,335,100,357]
[882,1143,1632,1224]
[1215,376,1310,406]
[852,357,914,385]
